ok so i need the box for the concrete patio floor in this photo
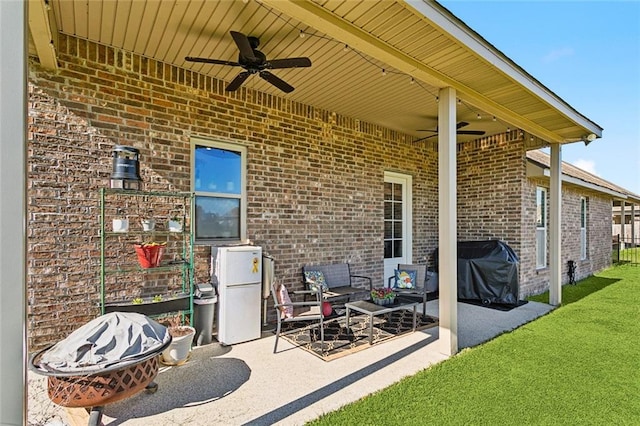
[28,300,553,426]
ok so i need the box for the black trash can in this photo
[193,282,217,346]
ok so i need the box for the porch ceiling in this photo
[30,0,603,146]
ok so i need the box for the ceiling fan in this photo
[414,121,486,142]
[185,31,312,93]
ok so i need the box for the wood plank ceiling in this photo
[38,0,602,146]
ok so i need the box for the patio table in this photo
[345,297,418,345]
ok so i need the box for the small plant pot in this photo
[162,326,195,365]
[372,297,395,306]
[133,243,165,268]
[112,219,129,233]
[141,219,156,231]
[167,220,183,232]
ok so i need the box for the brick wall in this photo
[457,134,526,249]
[521,178,547,296]
[456,134,532,296]
[27,35,440,350]
[521,178,612,297]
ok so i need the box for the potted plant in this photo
[162,325,196,365]
[167,214,183,232]
[370,287,396,306]
[112,208,129,232]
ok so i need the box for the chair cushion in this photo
[276,284,293,319]
[394,269,417,289]
[304,270,329,292]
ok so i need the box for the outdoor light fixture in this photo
[110,145,142,190]
[583,133,597,146]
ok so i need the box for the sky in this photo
[439,0,640,195]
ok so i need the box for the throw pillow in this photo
[304,270,329,293]
[394,269,417,289]
[276,283,293,319]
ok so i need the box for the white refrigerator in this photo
[215,245,262,345]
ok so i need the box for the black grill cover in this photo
[435,240,520,306]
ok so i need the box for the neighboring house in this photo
[15,2,607,354]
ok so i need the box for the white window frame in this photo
[191,137,247,243]
[536,186,547,269]
[580,197,588,260]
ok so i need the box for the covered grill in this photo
[435,240,520,306]
[30,312,171,425]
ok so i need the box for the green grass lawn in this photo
[309,265,640,425]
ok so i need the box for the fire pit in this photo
[30,312,171,426]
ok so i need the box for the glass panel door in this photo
[383,172,412,285]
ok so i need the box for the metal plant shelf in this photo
[104,293,191,316]
[104,260,190,275]
[99,188,195,323]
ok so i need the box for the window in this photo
[536,187,547,268]
[384,181,403,259]
[580,197,588,260]
[192,139,246,242]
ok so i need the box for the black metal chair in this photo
[387,264,437,315]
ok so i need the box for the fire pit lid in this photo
[35,312,170,375]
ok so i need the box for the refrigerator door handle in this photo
[226,282,260,288]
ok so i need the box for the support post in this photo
[549,144,562,306]
[0,0,27,424]
[437,87,458,356]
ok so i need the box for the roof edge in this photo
[406,0,603,140]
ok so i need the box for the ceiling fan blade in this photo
[456,121,470,129]
[457,130,486,135]
[259,70,294,93]
[230,31,257,61]
[413,134,437,143]
[185,57,240,67]
[267,57,312,69]
[225,71,251,91]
